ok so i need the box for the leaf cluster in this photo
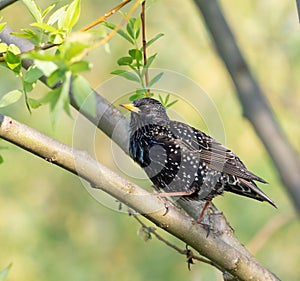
[0,0,178,164]
[107,17,177,107]
[12,0,81,46]
[108,18,166,101]
[0,0,96,125]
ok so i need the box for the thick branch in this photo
[0,114,280,281]
[0,0,17,10]
[0,23,281,280]
[194,0,300,213]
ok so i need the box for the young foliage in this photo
[0,0,96,125]
[13,0,81,46]
[0,17,6,33]
[158,93,178,108]
[0,90,23,108]
[0,0,175,126]
[108,17,168,102]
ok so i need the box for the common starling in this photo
[121,98,276,221]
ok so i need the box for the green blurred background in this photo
[0,0,299,280]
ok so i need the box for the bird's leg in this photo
[152,188,195,216]
[150,187,175,216]
[155,190,196,216]
[196,200,212,237]
[197,200,211,223]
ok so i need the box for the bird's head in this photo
[120,98,169,128]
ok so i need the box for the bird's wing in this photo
[169,121,267,183]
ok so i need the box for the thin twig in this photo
[0,0,139,66]
[141,0,150,95]
[129,210,224,272]
[80,0,133,32]
[41,0,134,51]
[74,0,141,62]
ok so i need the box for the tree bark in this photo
[0,114,280,281]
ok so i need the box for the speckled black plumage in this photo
[122,98,276,209]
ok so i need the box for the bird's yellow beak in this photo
[120,103,141,113]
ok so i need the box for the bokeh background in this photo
[0,0,299,280]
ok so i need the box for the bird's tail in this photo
[225,178,277,208]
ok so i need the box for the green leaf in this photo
[144,53,157,69]
[102,22,134,44]
[111,69,140,83]
[0,22,6,33]
[27,97,42,109]
[0,90,22,108]
[148,72,163,87]
[72,75,96,117]
[126,18,136,39]
[158,94,164,105]
[141,53,157,77]
[23,81,34,93]
[38,89,58,104]
[47,5,67,25]
[11,29,40,45]
[146,33,164,48]
[0,42,7,53]
[133,17,141,39]
[69,61,91,74]
[165,99,178,108]
[7,44,21,55]
[165,93,170,105]
[24,65,44,83]
[42,4,56,19]
[63,41,90,61]
[117,56,133,66]
[49,32,65,45]
[129,89,147,101]
[0,155,3,165]
[47,71,72,126]
[47,68,66,88]
[128,49,142,62]
[4,45,21,74]
[22,0,42,22]
[48,88,60,125]
[22,50,56,61]
[50,71,71,125]
[31,22,57,33]
[4,51,21,72]
[159,94,178,108]
[63,98,72,117]
[33,60,58,76]
[62,0,81,31]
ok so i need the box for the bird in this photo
[120,97,276,222]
